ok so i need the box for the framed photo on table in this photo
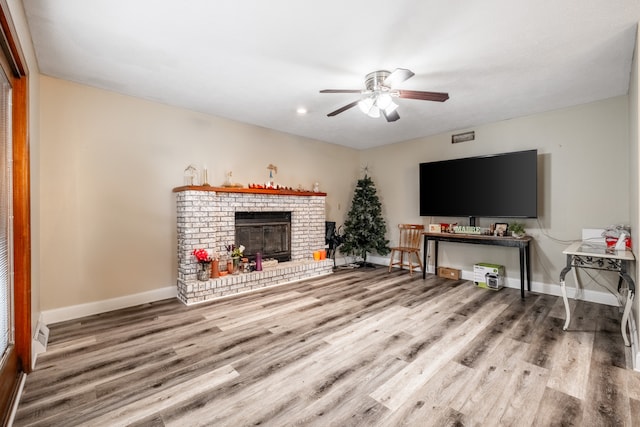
[494,223,508,237]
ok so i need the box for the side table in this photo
[559,241,635,346]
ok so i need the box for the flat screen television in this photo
[419,149,538,224]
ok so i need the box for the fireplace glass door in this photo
[235,212,291,262]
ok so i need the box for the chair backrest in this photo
[398,224,424,249]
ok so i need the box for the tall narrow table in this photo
[559,241,635,346]
[422,233,532,298]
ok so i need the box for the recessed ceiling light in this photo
[296,107,307,115]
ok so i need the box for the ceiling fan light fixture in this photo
[320,68,449,120]
[358,97,374,114]
[367,105,380,118]
[383,101,398,115]
[376,93,393,110]
[358,96,380,118]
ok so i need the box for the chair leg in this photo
[388,249,395,272]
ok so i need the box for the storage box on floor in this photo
[474,263,504,290]
[437,266,461,280]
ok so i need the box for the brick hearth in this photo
[173,186,333,304]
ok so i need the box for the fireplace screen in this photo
[235,212,291,262]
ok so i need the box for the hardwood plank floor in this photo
[13,268,640,426]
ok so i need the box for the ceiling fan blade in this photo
[320,89,362,94]
[383,109,400,122]
[327,100,360,117]
[383,68,415,87]
[397,90,449,102]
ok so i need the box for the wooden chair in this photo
[388,224,424,275]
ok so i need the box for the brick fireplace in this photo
[173,186,333,304]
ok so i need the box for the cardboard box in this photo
[438,266,461,280]
[474,263,504,290]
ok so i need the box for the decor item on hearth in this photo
[210,251,220,278]
[226,244,245,258]
[192,248,212,281]
[241,257,250,273]
[340,170,390,267]
[226,244,245,274]
[184,164,199,186]
[232,257,241,274]
[255,252,263,271]
[211,258,220,278]
[262,258,278,268]
[509,222,526,238]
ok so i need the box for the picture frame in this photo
[494,223,508,237]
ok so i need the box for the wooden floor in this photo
[13,268,640,426]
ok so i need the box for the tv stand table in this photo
[422,233,532,298]
[559,242,635,346]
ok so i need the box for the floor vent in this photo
[33,321,49,356]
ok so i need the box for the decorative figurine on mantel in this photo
[223,171,233,187]
[184,164,199,186]
[201,165,210,187]
[221,171,243,188]
[266,164,278,188]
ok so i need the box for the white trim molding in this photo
[41,286,177,325]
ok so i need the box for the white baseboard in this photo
[455,267,620,306]
[370,254,620,306]
[41,286,177,325]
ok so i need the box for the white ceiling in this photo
[22,0,640,150]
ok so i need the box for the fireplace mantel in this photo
[173,185,327,197]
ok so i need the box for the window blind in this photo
[0,69,12,359]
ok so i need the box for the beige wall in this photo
[39,76,358,310]
[39,76,634,317]
[361,96,630,291]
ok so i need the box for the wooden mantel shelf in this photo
[172,185,327,197]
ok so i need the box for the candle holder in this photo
[202,168,210,186]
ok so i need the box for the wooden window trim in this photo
[0,0,30,423]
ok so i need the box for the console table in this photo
[559,241,635,346]
[422,233,532,298]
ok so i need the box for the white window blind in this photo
[0,68,12,359]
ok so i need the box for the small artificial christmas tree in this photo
[341,173,390,267]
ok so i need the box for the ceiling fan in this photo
[320,68,449,122]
